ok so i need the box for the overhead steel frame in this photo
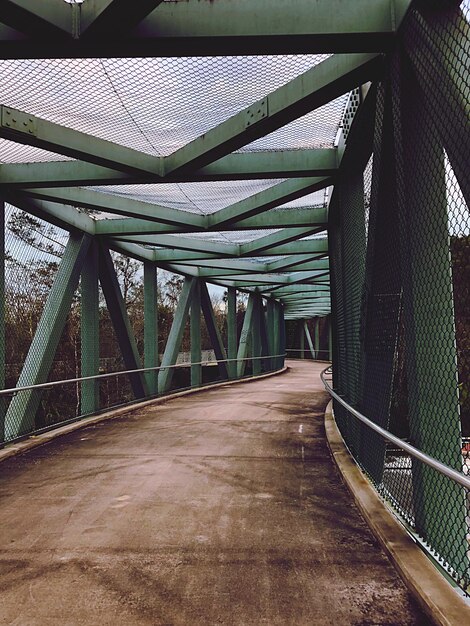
[0,1,417,442]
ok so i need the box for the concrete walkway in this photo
[0,361,426,625]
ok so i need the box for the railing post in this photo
[144,261,158,395]
[190,279,202,388]
[81,240,100,414]
[227,287,237,379]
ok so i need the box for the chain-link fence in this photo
[329,1,470,594]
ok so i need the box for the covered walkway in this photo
[0,361,425,625]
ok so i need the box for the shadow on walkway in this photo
[0,360,427,625]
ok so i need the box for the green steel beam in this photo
[190,279,202,388]
[304,320,316,359]
[158,277,195,394]
[0,149,338,188]
[267,253,327,272]
[200,281,229,380]
[251,295,262,375]
[266,299,275,370]
[227,287,237,379]
[195,258,329,278]
[115,233,238,257]
[5,192,95,235]
[81,240,100,415]
[98,243,149,399]
[0,1,73,38]
[237,294,255,377]
[164,54,382,175]
[81,0,164,38]
[0,202,5,439]
[95,205,328,237]
[240,227,324,256]
[209,177,331,228]
[0,106,163,176]
[0,1,413,58]
[144,261,158,395]
[27,187,203,230]
[4,233,91,440]
[255,239,329,256]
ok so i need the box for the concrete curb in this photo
[324,401,470,626]
[0,366,288,465]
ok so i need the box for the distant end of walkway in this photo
[0,360,426,625]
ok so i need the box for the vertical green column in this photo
[304,320,315,360]
[227,287,237,379]
[299,320,305,359]
[144,261,158,395]
[279,304,286,368]
[237,293,254,377]
[393,53,467,574]
[266,299,276,371]
[0,201,5,441]
[191,280,202,388]
[314,319,320,359]
[81,240,100,415]
[251,294,262,375]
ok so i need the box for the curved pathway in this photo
[0,361,426,625]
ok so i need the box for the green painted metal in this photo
[314,320,320,356]
[227,287,237,380]
[190,280,202,388]
[0,0,414,58]
[98,243,149,399]
[209,177,331,228]
[4,233,91,440]
[240,226,324,256]
[144,261,158,395]
[299,320,305,359]
[266,299,276,370]
[304,320,316,359]
[0,201,5,440]
[164,54,381,175]
[0,0,73,37]
[0,149,337,188]
[393,56,468,575]
[30,187,203,230]
[80,0,164,38]
[0,106,163,176]
[158,277,195,394]
[200,281,229,380]
[237,294,255,377]
[81,240,100,415]
[251,295,262,375]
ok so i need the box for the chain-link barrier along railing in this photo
[327,1,470,595]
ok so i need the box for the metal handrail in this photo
[0,354,286,398]
[320,366,470,490]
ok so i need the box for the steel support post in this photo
[251,295,262,375]
[259,300,270,372]
[279,304,286,368]
[98,243,149,400]
[304,320,316,359]
[4,233,91,441]
[227,287,237,379]
[314,319,320,358]
[359,80,401,483]
[0,201,5,441]
[81,240,100,415]
[237,294,255,377]
[393,53,467,574]
[273,301,282,369]
[299,320,305,359]
[200,281,228,381]
[144,261,158,395]
[190,280,202,388]
[328,317,332,361]
[158,277,195,394]
[266,299,276,371]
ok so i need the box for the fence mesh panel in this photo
[330,1,470,594]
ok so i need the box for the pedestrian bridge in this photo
[0,361,427,625]
[0,1,469,624]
